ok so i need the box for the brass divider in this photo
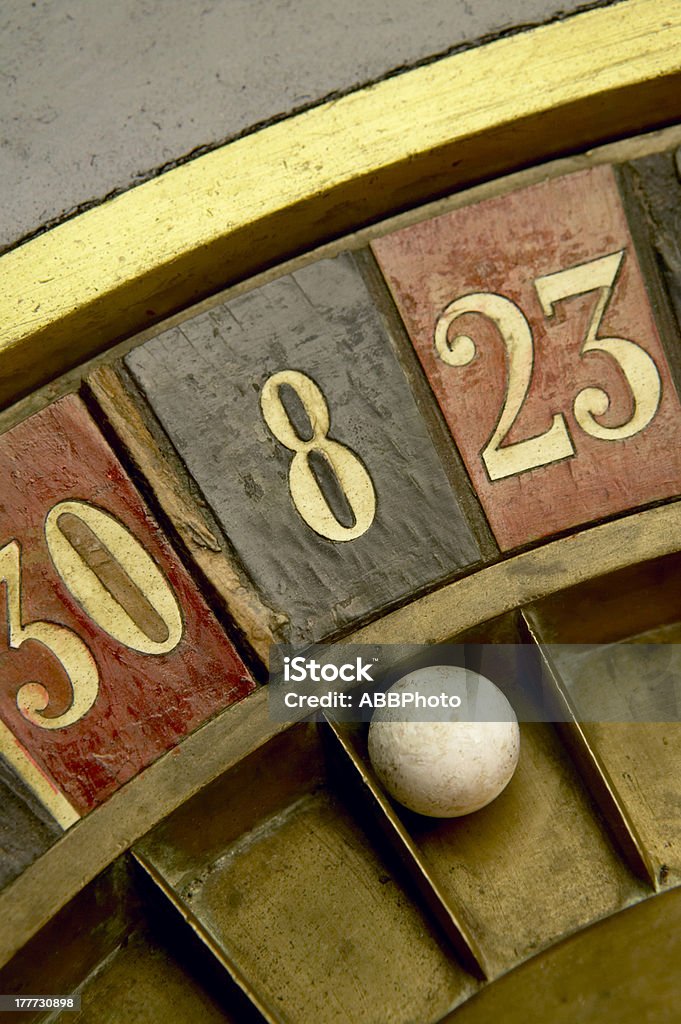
[3,500,681,970]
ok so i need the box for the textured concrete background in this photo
[1,0,611,254]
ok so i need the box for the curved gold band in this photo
[2,496,681,969]
[1,0,679,408]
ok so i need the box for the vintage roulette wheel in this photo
[2,2,681,1020]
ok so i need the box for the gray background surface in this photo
[1,0,612,254]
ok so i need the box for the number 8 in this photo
[260,369,376,542]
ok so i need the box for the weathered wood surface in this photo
[3,502,681,970]
[0,395,253,814]
[373,165,681,550]
[125,253,482,643]
[84,365,285,664]
[619,148,681,390]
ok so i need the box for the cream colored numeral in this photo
[45,501,183,655]
[260,369,376,541]
[0,539,99,730]
[435,249,663,480]
[535,250,662,440]
[1,502,183,731]
[435,293,574,480]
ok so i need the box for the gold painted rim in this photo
[1,0,680,408]
[3,0,681,974]
[2,498,681,968]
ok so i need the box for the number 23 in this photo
[434,249,662,481]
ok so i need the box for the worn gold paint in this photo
[0,498,184,743]
[45,501,183,655]
[3,499,681,968]
[330,719,643,981]
[67,928,238,1024]
[442,887,681,1024]
[0,538,100,731]
[1,8,679,1011]
[260,369,376,541]
[82,365,287,662]
[525,562,681,890]
[439,252,667,482]
[537,252,663,442]
[136,727,473,1023]
[0,0,679,408]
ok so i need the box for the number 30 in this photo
[1,501,183,730]
[434,249,662,481]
